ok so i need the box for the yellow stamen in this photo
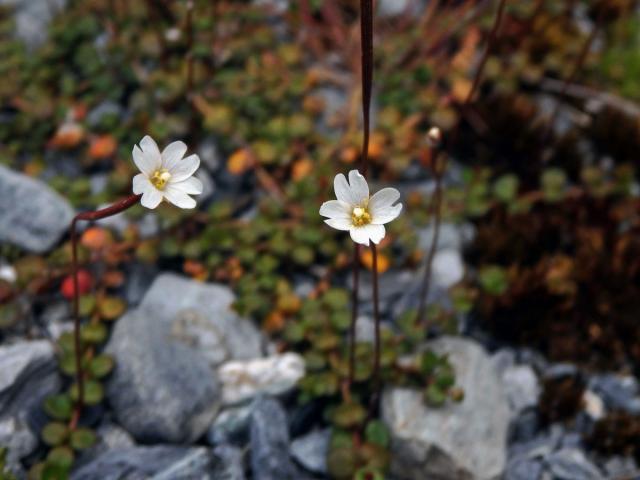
[352,206,372,226]
[151,169,171,190]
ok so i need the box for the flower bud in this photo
[427,127,443,148]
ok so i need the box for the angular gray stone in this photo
[290,429,330,475]
[207,404,253,446]
[0,164,74,253]
[249,397,298,480]
[501,365,540,416]
[140,273,264,367]
[545,449,602,480]
[71,445,244,480]
[0,416,37,469]
[106,309,221,443]
[0,340,60,418]
[382,337,509,480]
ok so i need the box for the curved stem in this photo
[69,193,141,429]
[416,156,445,327]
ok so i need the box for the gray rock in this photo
[501,365,540,416]
[509,426,562,461]
[198,137,223,172]
[0,0,66,49]
[378,0,425,17]
[603,455,639,478]
[207,404,253,445]
[417,222,476,253]
[505,458,543,480]
[290,429,330,475]
[545,449,602,480]
[432,248,465,288]
[86,101,123,128]
[106,309,221,443]
[139,273,264,367]
[253,0,288,14]
[218,353,305,406]
[72,445,243,480]
[0,164,74,253]
[0,416,37,467]
[0,340,60,418]
[589,374,640,415]
[382,337,509,480]
[249,397,298,480]
[209,445,246,480]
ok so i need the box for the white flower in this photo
[319,170,403,246]
[132,135,203,209]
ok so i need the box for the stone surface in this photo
[545,448,602,480]
[501,365,540,416]
[589,374,640,414]
[290,429,330,475]
[581,390,605,420]
[207,404,253,446]
[0,340,60,419]
[0,0,66,49]
[432,249,465,288]
[417,222,476,253]
[106,309,221,443]
[140,273,264,367]
[249,397,299,480]
[72,445,245,480]
[219,353,305,405]
[382,336,509,480]
[0,416,37,467]
[0,164,74,253]
[504,458,544,480]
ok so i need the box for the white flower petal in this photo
[140,135,161,158]
[348,170,369,205]
[349,224,386,246]
[325,217,352,231]
[170,176,203,195]
[369,187,400,209]
[169,154,200,182]
[162,141,187,171]
[133,145,158,176]
[370,187,403,224]
[319,200,351,219]
[334,173,357,205]
[164,185,197,209]
[140,187,163,209]
[371,204,402,224]
[365,224,386,244]
[132,173,151,194]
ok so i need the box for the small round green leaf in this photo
[41,422,69,447]
[43,395,73,421]
[89,354,114,378]
[70,428,97,450]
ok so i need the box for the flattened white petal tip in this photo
[333,173,353,204]
[349,226,371,246]
[171,176,203,195]
[164,185,197,209]
[140,187,163,209]
[319,200,350,219]
[325,217,352,231]
[348,169,369,204]
[170,154,200,183]
[369,187,403,224]
[162,140,188,170]
[349,224,386,246]
[132,173,150,195]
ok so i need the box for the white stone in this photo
[432,248,465,288]
[218,353,305,405]
[583,390,605,420]
[502,365,540,416]
[383,337,509,480]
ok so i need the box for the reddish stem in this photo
[69,193,141,429]
[359,0,373,177]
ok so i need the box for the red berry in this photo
[61,270,93,300]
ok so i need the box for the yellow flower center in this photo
[150,169,171,190]
[352,206,372,227]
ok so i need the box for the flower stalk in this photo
[69,193,142,428]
